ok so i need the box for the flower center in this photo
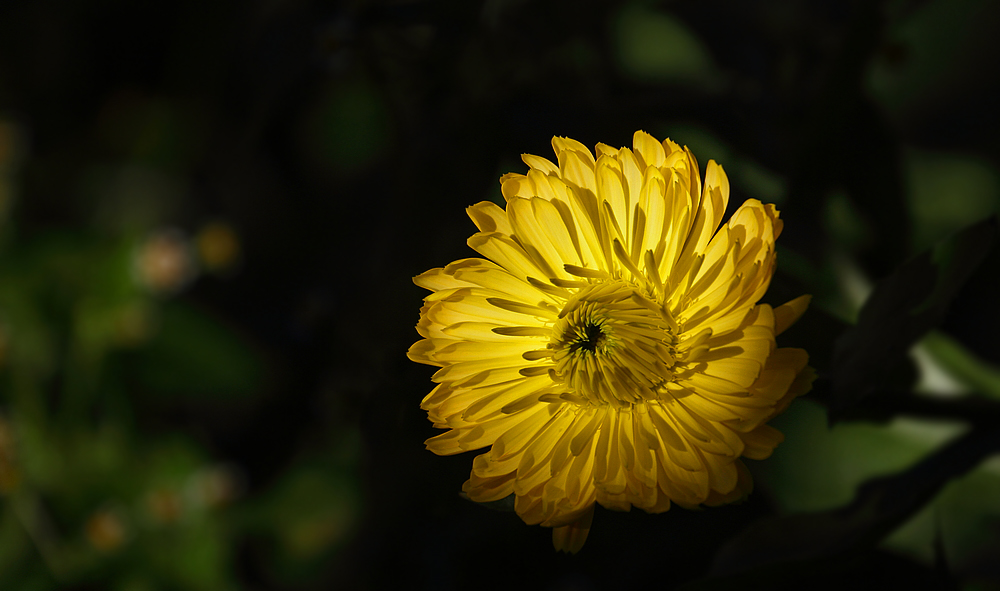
[568,322,607,354]
[549,280,677,408]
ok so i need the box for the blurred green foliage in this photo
[906,149,999,253]
[135,302,262,400]
[614,4,720,88]
[0,111,362,589]
[867,0,997,122]
[301,79,392,177]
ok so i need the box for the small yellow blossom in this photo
[133,229,195,294]
[85,509,128,552]
[196,222,241,273]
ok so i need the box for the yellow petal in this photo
[774,294,812,335]
[551,505,594,554]
[467,201,512,234]
[740,424,784,460]
[551,136,595,164]
[557,148,598,196]
[467,232,553,284]
[521,153,559,175]
[632,129,666,169]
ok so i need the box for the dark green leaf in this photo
[708,426,1000,579]
[829,218,996,421]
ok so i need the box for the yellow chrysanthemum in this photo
[408,131,814,553]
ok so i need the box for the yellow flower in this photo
[408,131,814,553]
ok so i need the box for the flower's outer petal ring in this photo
[552,504,595,554]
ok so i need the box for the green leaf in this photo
[921,331,1000,401]
[829,218,996,420]
[614,5,720,87]
[709,425,1000,579]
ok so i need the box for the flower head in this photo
[409,131,814,552]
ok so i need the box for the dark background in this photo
[0,0,999,589]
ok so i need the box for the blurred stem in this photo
[10,489,66,582]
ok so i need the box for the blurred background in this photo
[0,0,999,589]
